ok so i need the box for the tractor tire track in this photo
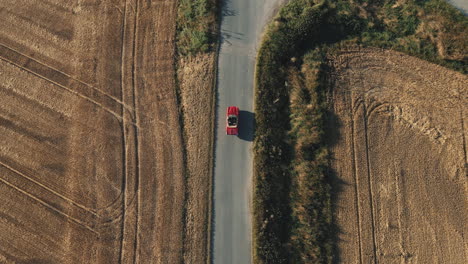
[0,161,98,217]
[362,101,379,264]
[0,174,98,235]
[116,0,141,263]
[0,43,135,114]
[350,89,364,264]
[0,83,124,143]
[118,0,129,262]
[131,1,141,263]
[0,44,135,125]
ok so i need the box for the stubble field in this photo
[0,0,186,263]
[328,47,467,263]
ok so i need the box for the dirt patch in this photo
[0,0,185,263]
[177,53,216,264]
[327,47,466,263]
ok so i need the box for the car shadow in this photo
[238,110,254,141]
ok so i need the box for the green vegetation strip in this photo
[254,1,331,263]
[254,0,466,263]
[177,0,218,56]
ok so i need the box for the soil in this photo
[0,0,185,263]
[327,47,467,264]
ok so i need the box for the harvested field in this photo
[327,47,467,264]
[0,0,185,263]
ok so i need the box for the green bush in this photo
[177,0,217,56]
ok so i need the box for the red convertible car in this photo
[226,106,239,135]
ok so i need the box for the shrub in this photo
[177,0,218,56]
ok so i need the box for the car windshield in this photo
[228,115,237,126]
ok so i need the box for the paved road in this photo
[212,0,287,263]
[447,0,468,14]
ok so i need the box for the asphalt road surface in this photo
[447,0,468,14]
[212,0,288,263]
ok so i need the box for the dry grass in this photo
[327,47,467,264]
[177,53,216,264]
[0,0,186,263]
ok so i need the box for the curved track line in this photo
[0,43,136,117]
[95,190,124,212]
[0,176,98,235]
[350,93,364,264]
[119,1,129,262]
[361,102,379,263]
[366,101,391,119]
[0,56,139,127]
[0,84,127,142]
[352,96,364,115]
[0,162,99,217]
[132,1,141,263]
